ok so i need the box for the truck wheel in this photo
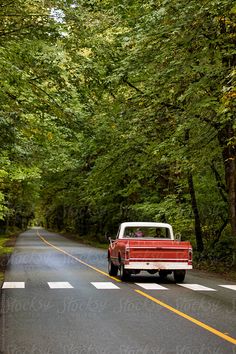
[120,264,130,281]
[174,270,186,283]
[108,259,118,276]
[159,270,168,280]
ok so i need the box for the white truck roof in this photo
[118,222,174,240]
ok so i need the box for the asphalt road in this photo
[0,228,236,354]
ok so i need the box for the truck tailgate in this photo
[127,240,191,262]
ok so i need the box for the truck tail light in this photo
[188,248,193,263]
[125,247,130,260]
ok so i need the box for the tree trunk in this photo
[184,129,204,252]
[218,124,236,261]
[218,15,236,246]
[226,158,236,237]
[56,205,64,231]
[188,172,204,252]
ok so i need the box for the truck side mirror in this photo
[105,232,111,242]
[175,233,181,241]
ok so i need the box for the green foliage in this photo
[0,237,12,256]
[0,0,235,268]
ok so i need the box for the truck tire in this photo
[108,259,118,276]
[173,270,186,283]
[120,264,130,281]
[159,270,168,280]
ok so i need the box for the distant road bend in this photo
[1,228,236,354]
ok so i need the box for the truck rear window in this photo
[123,227,171,239]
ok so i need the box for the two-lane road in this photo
[1,228,236,353]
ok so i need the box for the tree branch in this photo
[212,218,229,246]
[0,14,49,17]
[0,24,37,37]
[0,1,15,8]
[28,80,63,109]
[211,162,228,203]
[123,78,144,94]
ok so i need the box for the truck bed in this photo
[124,239,192,270]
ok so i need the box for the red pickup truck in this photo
[108,222,192,282]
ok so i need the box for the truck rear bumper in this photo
[125,261,192,270]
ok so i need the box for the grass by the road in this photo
[0,233,17,281]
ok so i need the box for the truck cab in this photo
[108,222,192,282]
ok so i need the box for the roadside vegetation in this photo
[0,0,235,274]
[0,231,18,281]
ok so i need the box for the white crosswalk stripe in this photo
[91,282,120,289]
[48,282,74,289]
[178,284,216,291]
[135,283,168,290]
[2,282,25,289]
[1,281,236,292]
[219,285,236,291]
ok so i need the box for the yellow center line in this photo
[135,290,236,345]
[37,232,121,283]
[38,230,236,345]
